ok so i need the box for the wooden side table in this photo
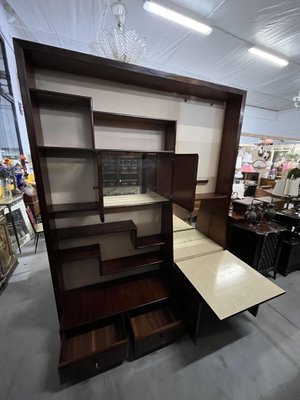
[228,221,287,278]
[0,206,18,293]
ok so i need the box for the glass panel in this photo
[0,41,11,96]
[0,96,20,159]
[102,152,158,197]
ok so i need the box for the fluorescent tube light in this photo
[143,1,213,35]
[248,47,289,67]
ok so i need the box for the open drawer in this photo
[59,317,128,383]
[129,303,184,359]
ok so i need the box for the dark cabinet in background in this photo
[228,222,286,278]
[277,236,300,276]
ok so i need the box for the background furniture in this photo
[243,172,259,197]
[23,188,40,220]
[260,178,276,188]
[242,172,259,182]
[26,206,44,253]
[232,197,262,215]
[272,211,300,275]
[0,194,30,253]
[15,39,246,383]
[276,235,300,275]
[0,206,18,293]
[228,221,287,278]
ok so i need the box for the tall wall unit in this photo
[14,39,246,383]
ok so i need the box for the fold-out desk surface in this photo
[173,215,194,232]
[173,227,223,262]
[176,250,285,320]
[174,229,206,244]
[174,238,223,262]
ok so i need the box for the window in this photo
[0,36,23,159]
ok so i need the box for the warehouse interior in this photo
[0,1,300,399]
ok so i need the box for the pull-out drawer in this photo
[59,317,128,383]
[129,304,184,359]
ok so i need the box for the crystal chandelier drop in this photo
[89,0,148,65]
[293,91,300,108]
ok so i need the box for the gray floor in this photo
[1,238,299,400]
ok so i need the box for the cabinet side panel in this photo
[14,43,62,311]
[216,94,246,198]
[195,197,227,247]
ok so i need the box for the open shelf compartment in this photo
[60,272,171,331]
[59,316,128,383]
[129,302,184,359]
[101,251,164,276]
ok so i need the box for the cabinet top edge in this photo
[14,38,247,102]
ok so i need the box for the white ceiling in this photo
[3,0,300,111]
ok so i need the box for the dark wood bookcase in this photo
[14,39,246,383]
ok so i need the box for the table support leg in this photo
[8,205,21,253]
[248,304,259,317]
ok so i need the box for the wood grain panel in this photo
[60,322,127,366]
[130,306,181,339]
[61,273,170,330]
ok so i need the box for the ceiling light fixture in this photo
[143,1,213,35]
[248,47,289,67]
[89,0,148,65]
[293,92,300,107]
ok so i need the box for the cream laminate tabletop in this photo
[176,250,285,320]
[172,215,194,232]
[174,229,206,244]
[174,237,223,262]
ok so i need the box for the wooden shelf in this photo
[101,251,163,276]
[61,273,170,330]
[56,220,136,240]
[195,192,227,200]
[93,111,175,128]
[47,202,99,215]
[97,148,174,154]
[30,88,91,106]
[135,234,166,249]
[58,244,101,263]
[38,146,95,158]
[104,193,169,209]
[59,320,127,367]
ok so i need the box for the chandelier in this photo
[293,91,300,107]
[89,0,148,65]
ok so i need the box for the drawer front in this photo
[59,343,127,383]
[133,323,183,357]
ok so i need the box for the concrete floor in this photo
[0,238,299,400]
